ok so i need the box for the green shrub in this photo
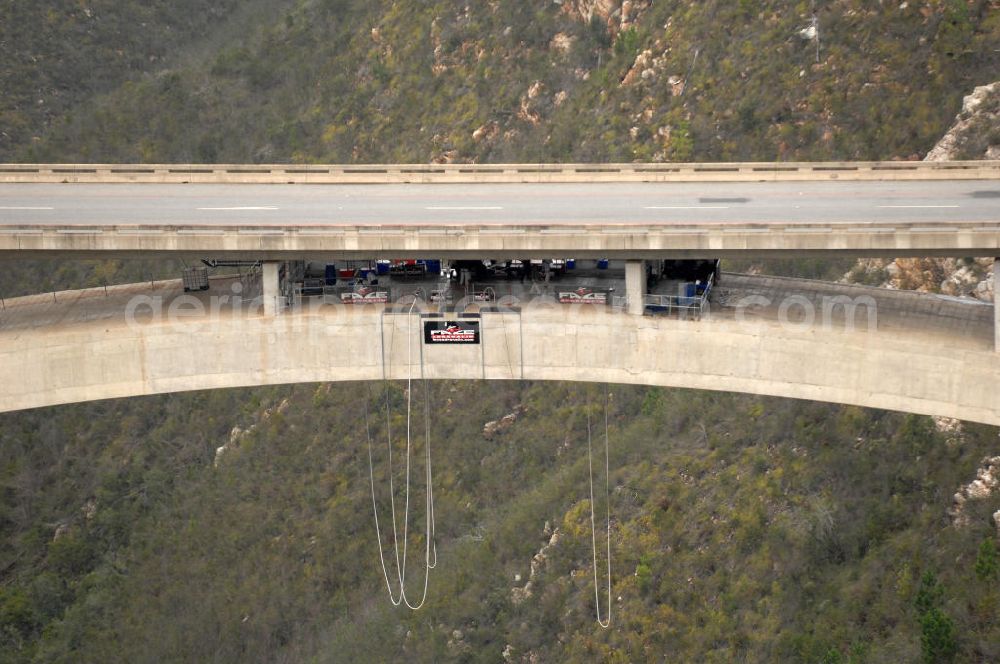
[920,607,958,663]
[974,538,999,581]
[914,570,944,616]
[613,27,641,62]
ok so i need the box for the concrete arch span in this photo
[1,306,997,426]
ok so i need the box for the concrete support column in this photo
[262,261,281,317]
[625,260,646,316]
[995,258,999,351]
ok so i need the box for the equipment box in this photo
[182,267,210,292]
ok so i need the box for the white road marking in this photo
[426,206,503,210]
[644,206,730,210]
[877,205,960,209]
[197,206,279,211]
[0,206,54,210]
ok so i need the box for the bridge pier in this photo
[995,258,999,352]
[262,261,281,316]
[625,260,646,316]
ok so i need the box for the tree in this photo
[914,571,943,616]
[919,607,958,663]
[914,570,958,663]
[974,538,999,581]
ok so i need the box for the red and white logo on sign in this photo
[430,325,476,342]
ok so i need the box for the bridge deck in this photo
[2,179,1000,258]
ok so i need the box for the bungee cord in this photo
[365,296,437,610]
[586,385,613,628]
[421,328,438,573]
[395,297,437,609]
[363,382,402,606]
[366,294,610,623]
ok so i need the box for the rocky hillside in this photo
[845,257,994,301]
[839,79,1000,300]
[733,76,1000,295]
[2,3,1000,662]
[1,382,999,662]
[4,0,999,163]
[926,81,1000,161]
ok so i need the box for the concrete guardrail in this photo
[1,161,999,184]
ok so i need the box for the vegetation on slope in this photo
[2,2,1000,661]
[926,80,1000,160]
[5,0,999,164]
[0,382,998,662]
[0,0,283,160]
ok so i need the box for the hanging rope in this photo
[395,296,437,610]
[364,296,438,610]
[421,331,438,572]
[586,385,613,628]
[363,382,402,606]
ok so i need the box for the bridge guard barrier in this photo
[995,258,999,353]
[2,161,999,184]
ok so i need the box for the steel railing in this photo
[643,273,715,318]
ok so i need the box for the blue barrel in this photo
[324,264,337,285]
[422,259,441,274]
[566,259,576,270]
[376,260,391,275]
[597,259,609,270]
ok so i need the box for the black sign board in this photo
[424,320,480,344]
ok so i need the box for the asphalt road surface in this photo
[1,181,999,227]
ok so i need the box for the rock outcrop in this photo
[562,0,618,23]
[949,456,1000,528]
[925,82,1000,161]
[215,398,291,466]
[844,257,994,302]
[472,121,499,143]
[561,0,651,34]
[483,404,526,440]
[549,32,575,54]
[511,527,561,605]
